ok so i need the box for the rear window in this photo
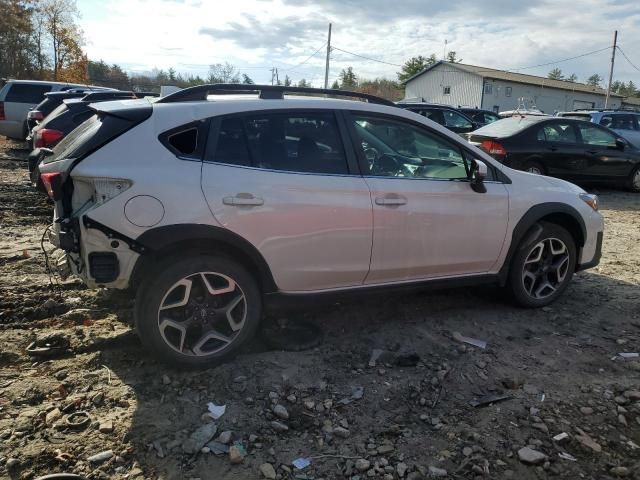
[40,104,68,127]
[45,114,101,163]
[6,83,52,103]
[472,117,543,137]
[558,113,593,121]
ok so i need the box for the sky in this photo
[77,0,640,87]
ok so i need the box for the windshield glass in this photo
[473,117,542,137]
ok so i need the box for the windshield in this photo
[473,117,543,137]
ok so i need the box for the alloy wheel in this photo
[526,166,543,175]
[521,237,570,300]
[633,169,640,191]
[157,271,247,356]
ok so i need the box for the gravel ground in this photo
[0,136,639,480]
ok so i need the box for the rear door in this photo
[602,113,640,149]
[200,110,373,292]
[534,121,585,180]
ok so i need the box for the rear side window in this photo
[208,112,348,175]
[536,122,577,143]
[605,114,639,131]
[443,110,472,129]
[159,120,209,159]
[6,84,52,103]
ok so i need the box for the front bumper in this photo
[576,231,603,271]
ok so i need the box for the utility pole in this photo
[605,30,618,109]
[324,23,332,89]
[270,67,276,85]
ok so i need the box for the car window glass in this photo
[599,115,613,128]
[484,113,500,124]
[6,84,52,103]
[537,123,577,143]
[168,127,198,155]
[610,114,637,131]
[211,113,348,174]
[418,109,444,125]
[443,110,472,129]
[351,114,468,180]
[579,125,617,147]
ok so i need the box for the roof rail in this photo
[82,91,138,102]
[156,83,395,106]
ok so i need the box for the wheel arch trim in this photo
[131,224,278,293]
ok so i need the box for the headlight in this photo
[579,193,598,211]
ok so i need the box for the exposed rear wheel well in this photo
[130,238,276,294]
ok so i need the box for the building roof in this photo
[405,61,623,97]
[622,96,640,106]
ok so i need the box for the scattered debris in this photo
[368,348,384,367]
[428,466,448,477]
[87,450,114,463]
[206,402,226,420]
[293,458,311,470]
[517,446,547,465]
[452,331,487,349]
[259,462,277,479]
[558,452,577,462]
[182,423,218,454]
[65,411,90,430]
[553,432,570,442]
[26,334,71,357]
[618,352,639,358]
[229,444,246,464]
[469,393,512,407]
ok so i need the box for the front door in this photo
[200,110,373,292]
[346,112,509,283]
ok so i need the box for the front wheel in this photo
[507,222,576,308]
[628,166,640,193]
[135,255,262,367]
[522,161,546,175]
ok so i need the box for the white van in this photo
[0,79,86,139]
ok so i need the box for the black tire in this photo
[135,255,262,367]
[628,166,640,193]
[522,161,546,175]
[507,222,577,308]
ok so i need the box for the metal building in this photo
[404,61,623,114]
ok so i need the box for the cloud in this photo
[200,14,328,50]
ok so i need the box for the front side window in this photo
[417,109,445,126]
[443,110,472,129]
[579,124,617,147]
[536,122,577,143]
[483,112,501,124]
[210,112,348,175]
[351,114,469,180]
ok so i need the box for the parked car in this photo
[466,116,640,192]
[39,84,603,366]
[458,108,501,126]
[0,80,89,139]
[557,110,640,149]
[26,87,113,134]
[396,102,480,134]
[28,91,156,185]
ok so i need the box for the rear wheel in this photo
[135,255,262,367]
[507,222,576,308]
[523,161,546,175]
[628,166,640,193]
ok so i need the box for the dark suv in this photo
[396,102,479,135]
[459,108,501,126]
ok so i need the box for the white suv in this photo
[39,85,604,366]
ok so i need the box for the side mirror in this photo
[616,138,626,150]
[470,158,487,193]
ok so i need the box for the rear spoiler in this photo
[88,98,153,122]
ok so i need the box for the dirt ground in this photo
[0,136,639,480]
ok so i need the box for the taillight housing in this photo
[0,102,5,121]
[40,172,63,201]
[28,110,45,122]
[35,128,64,148]
[480,139,507,158]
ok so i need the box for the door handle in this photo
[223,194,264,206]
[548,146,558,152]
[375,195,407,206]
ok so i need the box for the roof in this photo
[405,61,623,97]
[622,96,640,106]
[6,79,85,87]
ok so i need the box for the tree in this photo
[338,67,357,89]
[208,62,240,83]
[547,68,564,80]
[0,0,38,80]
[356,78,403,101]
[297,78,311,87]
[586,74,603,87]
[284,75,292,87]
[446,51,462,63]
[241,73,254,84]
[567,73,578,83]
[41,0,83,80]
[397,54,437,82]
[331,79,340,89]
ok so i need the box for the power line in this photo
[331,46,402,68]
[505,46,611,72]
[281,42,327,72]
[616,46,640,73]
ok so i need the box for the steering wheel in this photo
[370,153,412,177]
